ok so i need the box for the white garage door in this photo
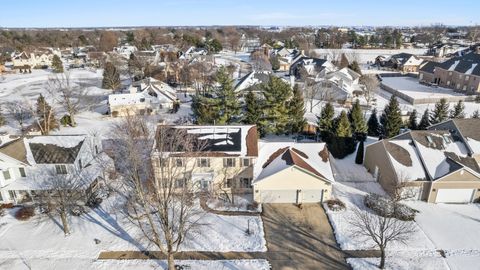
[259,190,297,203]
[435,189,474,203]
[301,190,324,203]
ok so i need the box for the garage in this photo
[301,190,325,203]
[435,189,475,203]
[259,190,298,203]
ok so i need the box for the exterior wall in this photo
[253,167,332,202]
[152,155,256,194]
[110,102,172,117]
[419,71,434,83]
[364,141,399,195]
[427,169,480,203]
[434,68,480,94]
[401,65,419,73]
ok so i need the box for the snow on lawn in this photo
[207,193,261,213]
[330,138,378,182]
[325,181,435,251]
[381,76,466,100]
[0,194,266,269]
[347,250,449,270]
[406,202,480,251]
[311,48,428,64]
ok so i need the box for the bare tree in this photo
[47,73,89,127]
[391,173,418,203]
[6,101,32,130]
[112,116,206,270]
[304,79,334,112]
[360,74,380,106]
[250,51,272,71]
[349,207,416,269]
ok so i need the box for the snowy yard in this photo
[0,193,266,269]
[207,193,261,213]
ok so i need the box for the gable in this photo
[253,166,331,189]
[436,168,480,183]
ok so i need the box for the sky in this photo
[0,0,478,28]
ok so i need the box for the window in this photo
[242,158,251,167]
[175,159,183,167]
[240,178,252,188]
[55,165,68,174]
[95,145,99,154]
[174,178,185,188]
[224,158,236,168]
[139,98,145,102]
[223,178,233,188]
[2,170,11,180]
[197,158,210,168]
[19,168,26,177]
[466,76,470,81]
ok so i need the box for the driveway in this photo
[262,203,350,270]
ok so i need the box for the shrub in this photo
[86,197,103,208]
[247,201,259,211]
[364,193,416,221]
[0,203,14,209]
[15,206,35,220]
[325,199,346,212]
[60,114,73,127]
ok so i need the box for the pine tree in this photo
[318,102,335,133]
[367,108,381,137]
[244,90,261,125]
[51,55,63,73]
[380,96,403,138]
[288,86,306,134]
[407,109,418,130]
[431,98,449,124]
[260,76,292,135]
[214,67,241,124]
[102,62,121,90]
[418,109,431,130]
[449,100,465,119]
[269,55,280,71]
[335,111,352,137]
[472,110,480,119]
[349,99,368,137]
[36,94,57,135]
[348,61,362,75]
[191,95,220,124]
[355,140,364,164]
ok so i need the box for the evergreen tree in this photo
[380,95,402,138]
[269,55,280,71]
[102,62,121,90]
[348,61,362,75]
[244,90,262,134]
[431,98,449,124]
[349,99,368,138]
[418,109,431,130]
[214,67,241,124]
[335,111,352,137]
[367,108,381,137]
[472,110,480,119]
[51,55,63,73]
[288,86,306,134]
[449,100,465,119]
[260,76,292,135]
[191,95,220,124]
[36,94,57,135]
[407,109,418,130]
[318,102,335,133]
[355,140,364,164]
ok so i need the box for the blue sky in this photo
[0,0,478,28]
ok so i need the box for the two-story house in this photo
[151,125,258,196]
[0,135,113,204]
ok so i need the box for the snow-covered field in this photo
[347,251,449,270]
[0,192,266,269]
[381,76,467,100]
[311,48,428,64]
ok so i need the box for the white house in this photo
[317,67,363,102]
[252,142,334,204]
[0,134,112,204]
[108,77,178,117]
[114,44,138,59]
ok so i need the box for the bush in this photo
[60,114,73,127]
[86,197,103,208]
[325,199,346,212]
[327,136,357,159]
[0,203,14,209]
[15,206,35,220]
[364,193,416,221]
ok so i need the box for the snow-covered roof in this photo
[154,125,258,157]
[384,139,428,181]
[253,142,334,183]
[234,71,272,92]
[109,78,176,106]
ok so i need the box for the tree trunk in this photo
[379,246,386,269]
[167,252,175,270]
[60,210,70,236]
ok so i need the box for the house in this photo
[289,56,336,79]
[271,47,303,72]
[252,142,334,203]
[239,34,261,53]
[108,77,178,117]
[114,44,138,59]
[427,52,480,94]
[0,134,112,204]
[179,46,208,60]
[11,51,35,71]
[376,53,424,72]
[151,125,259,195]
[11,49,60,70]
[364,129,480,203]
[134,50,160,65]
[418,61,442,84]
[317,67,363,103]
[428,119,480,163]
[234,70,272,93]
